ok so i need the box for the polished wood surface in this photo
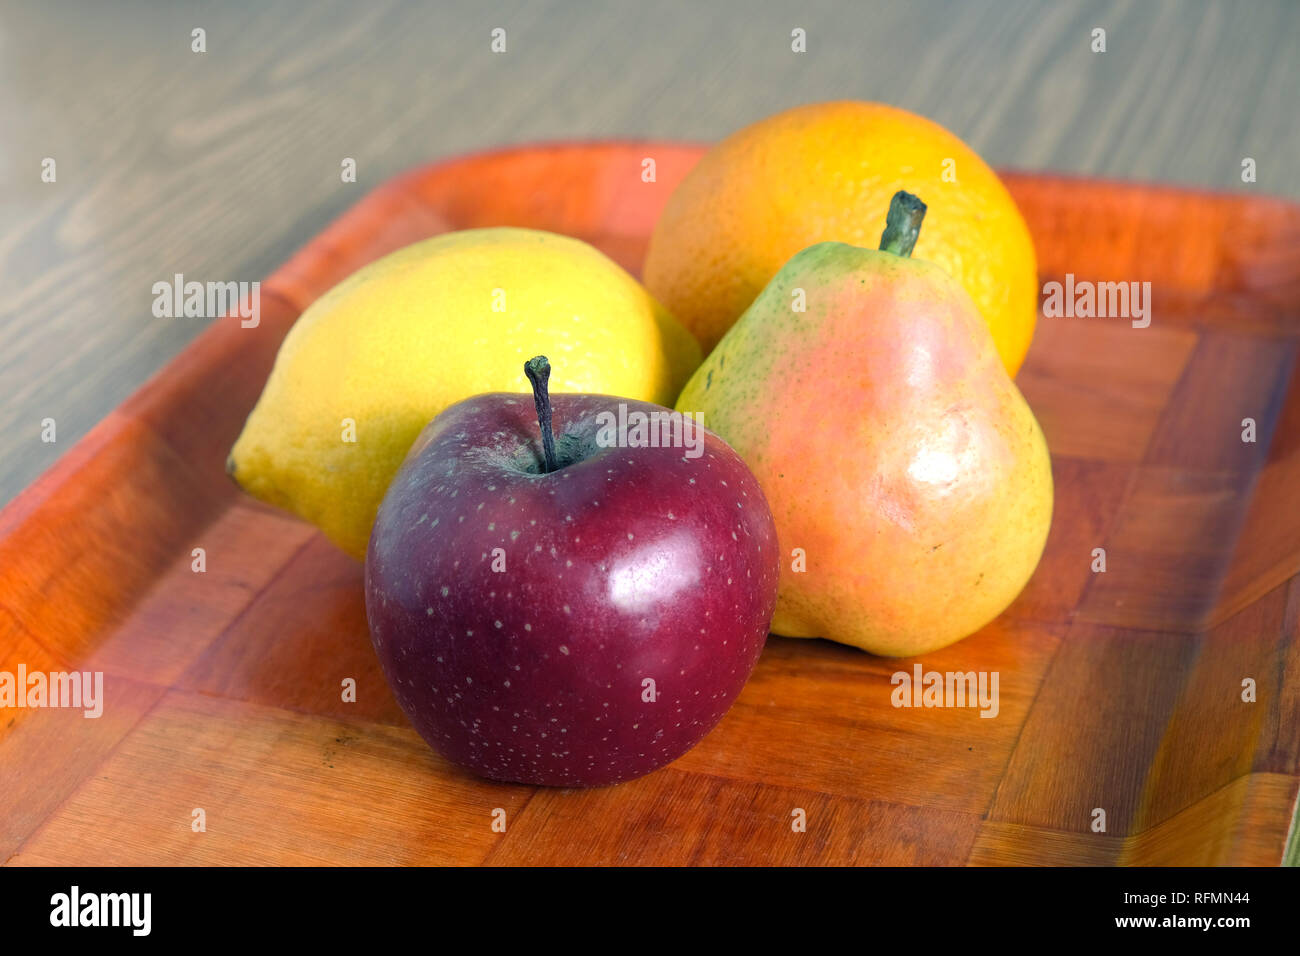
[1,143,1298,865]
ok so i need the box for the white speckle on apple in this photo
[560,646,569,655]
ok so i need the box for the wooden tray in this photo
[2,143,1299,866]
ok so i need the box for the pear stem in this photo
[524,355,559,474]
[879,191,927,258]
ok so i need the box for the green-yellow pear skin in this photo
[675,192,1053,657]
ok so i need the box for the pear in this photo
[675,192,1052,656]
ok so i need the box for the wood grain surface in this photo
[3,0,1300,505]
[1,143,1298,865]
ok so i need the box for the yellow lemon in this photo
[228,227,700,559]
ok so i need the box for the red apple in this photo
[365,357,779,787]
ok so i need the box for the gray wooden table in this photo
[2,0,1297,504]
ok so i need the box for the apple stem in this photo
[524,355,559,474]
[878,190,927,258]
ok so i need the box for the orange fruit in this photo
[644,101,1038,376]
